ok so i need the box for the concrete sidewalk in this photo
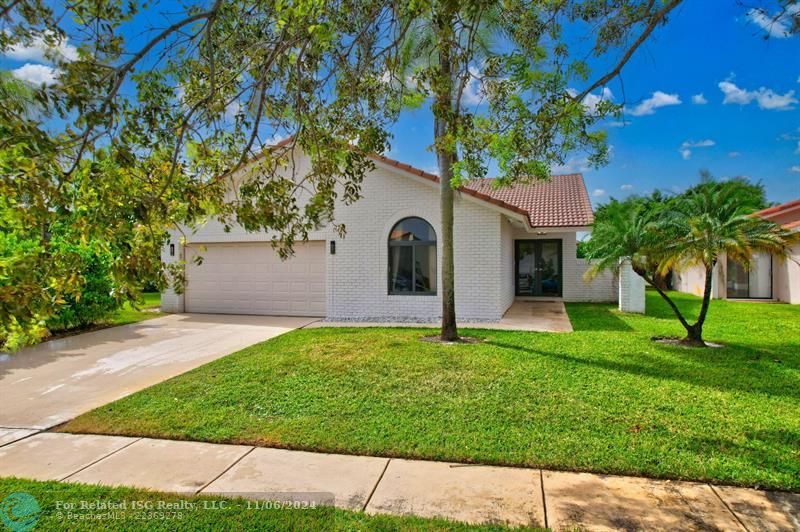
[1,432,798,530]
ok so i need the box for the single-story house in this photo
[672,199,800,304]
[161,144,617,321]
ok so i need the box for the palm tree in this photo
[584,197,688,326]
[659,185,792,345]
[585,185,794,346]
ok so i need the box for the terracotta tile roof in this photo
[371,153,594,228]
[753,199,800,230]
[266,137,594,228]
[464,175,594,227]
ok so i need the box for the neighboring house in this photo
[672,199,800,304]
[161,145,617,321]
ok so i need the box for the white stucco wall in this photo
[672,261,725,299]
[672,251,798,303]
[774,244,800,304]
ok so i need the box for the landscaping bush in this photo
[45,239,120,332]
[0,233,48,350]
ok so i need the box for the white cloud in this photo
[627,91,681,116]
[684,139,716,147]
[592,188,606,197]
[461,66,485,106]
[796,140,800,154]
[225,100,242,120]
[756,89,799,110]
[790,165,800,173]
[679,139,715,160]
[620,184,634,191]
[582,87,614,114]
[691,93,708,105]
[12,63,60,85]
[4,33,78,63]
[728,151,742,158]
[553,156,590,174]
[718,81,753,104]
[746,5,799,39]
[261,133,288,150]
[718,80,798,111]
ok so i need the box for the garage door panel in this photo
[185,242,326,317]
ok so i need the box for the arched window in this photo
[388,217,437,295]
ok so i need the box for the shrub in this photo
[45,240,119,332]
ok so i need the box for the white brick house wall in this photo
[161,151,609,318]
[575,259,618,302]
[618,259,645,313]
[500,217,516,312]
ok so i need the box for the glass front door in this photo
[515,240,562,297]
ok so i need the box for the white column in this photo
[159,231,185,313]
[619,259,645,314]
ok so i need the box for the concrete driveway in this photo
[0,314,317,432]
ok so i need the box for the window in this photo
[388,217,437,295]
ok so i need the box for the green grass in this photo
[61,291,800,491]
[0,478,507,531]
[108,291,162,326]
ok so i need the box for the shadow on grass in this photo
[489,340,800,400]
[686,428,800,491]
[647,288,703,323]
[565,304,634,332]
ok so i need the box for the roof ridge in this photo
[265,137,594,228]
[753,198,800,217]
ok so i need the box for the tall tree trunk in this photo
[433,8,458,342]
[437,116,458,341]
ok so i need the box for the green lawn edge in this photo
[0,477,520,531]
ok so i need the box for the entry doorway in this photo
[515,240,562,297]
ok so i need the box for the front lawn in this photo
[0,478,505,531]
[61,291,800,491]
[108,291,162,326]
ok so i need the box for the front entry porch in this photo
[499,300,573,332]
[310,300,573,333]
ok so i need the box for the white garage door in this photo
[185,242,326,316]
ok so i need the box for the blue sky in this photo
[386,1,800,206]
[3,1,798,206]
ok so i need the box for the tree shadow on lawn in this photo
[565,304,634,332]
[644,294,703,321]
[488,340,800,401]
[684,428,800,492]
